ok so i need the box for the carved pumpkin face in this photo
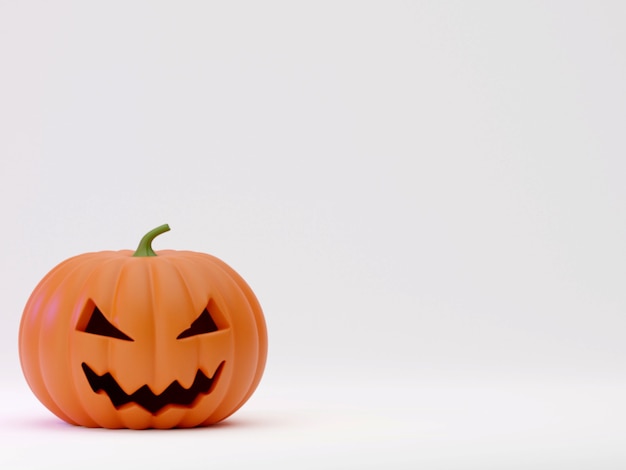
[19,225,267,429]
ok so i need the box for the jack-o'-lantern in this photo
[18,224,267,429]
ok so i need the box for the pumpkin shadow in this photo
[9,413,286,432]
[7,415,73,431]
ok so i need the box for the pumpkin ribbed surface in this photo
[19,245,267,429]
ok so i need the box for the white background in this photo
[1,1,626,468]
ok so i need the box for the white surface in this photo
[2,375,626,469]
[1,1,626,467]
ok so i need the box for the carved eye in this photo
[177,309,219,339]
[79,305,134,341]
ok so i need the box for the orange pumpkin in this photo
[18,224,267,429]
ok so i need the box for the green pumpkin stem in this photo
[132,224,171,257]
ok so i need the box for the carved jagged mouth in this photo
[81,361,225,415]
